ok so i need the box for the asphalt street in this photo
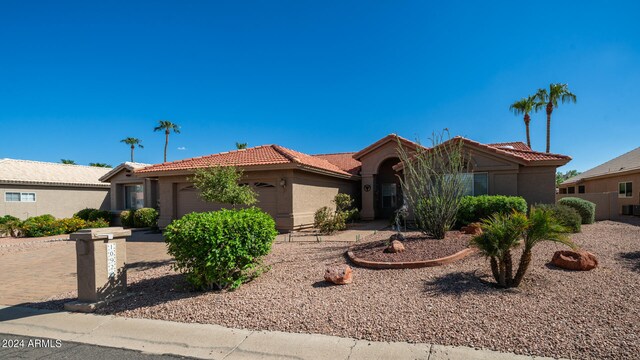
[0,333,192,360]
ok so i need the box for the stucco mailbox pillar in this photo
[64,227,131,312]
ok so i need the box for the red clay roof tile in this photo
[312,153,362,175]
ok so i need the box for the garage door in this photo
[176,181,278,219]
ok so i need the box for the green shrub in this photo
[164,208,277,290]
[120,210,135,227]
[0,215,22,237]
[346,208,360,223]
[133,208,158,228]
[334,193,353,213]
[74,208,97,220]
[314,206,347,234]
[557,197,596,224]
[535,204,581,233]
[85,218,110,228]
[21,214,61,237]
[56,217,87,233]
[457,195,528,226]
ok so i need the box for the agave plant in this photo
[470,207,575,288]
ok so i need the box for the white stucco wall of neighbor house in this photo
[0,184,110,219]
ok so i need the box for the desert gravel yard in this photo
[36,220,639,359]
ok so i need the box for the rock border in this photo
[346,247,476,269]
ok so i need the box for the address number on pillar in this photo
[106,243,117,279]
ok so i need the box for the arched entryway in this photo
[375,157,403,219]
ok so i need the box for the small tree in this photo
[190,166,257,206]
[397,131,467,239]
[60,159,76,165]
[471,208,575,288]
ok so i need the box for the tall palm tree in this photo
[153,120,180,162]
[535,83,577,153]
[509,95,543,149]
[120,137,144,162]
[235,142,248,149]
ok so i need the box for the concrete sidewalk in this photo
[0,305,560,360]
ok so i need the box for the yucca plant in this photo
[470,208,575,288]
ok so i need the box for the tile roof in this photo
[0,159,111,188]
[465,138,571,164]
[561,146,640,185]
[487,142,532,151]
[353,134,425,160]
[312,153,362,175]
[136,145,356,178]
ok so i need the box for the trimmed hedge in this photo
[133,208,158,228]
[457,195,528,226]
[20,215,109,237]
[164,208,277,290]
[558,197,596,224]
[535,204,581,233]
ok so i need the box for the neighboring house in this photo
[0,159,110,219]
[134,134,571,231]
[558,147,640,218]
[99,162,156,212]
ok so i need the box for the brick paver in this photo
[0,230,171,306]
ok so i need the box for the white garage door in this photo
[176,181,278,219]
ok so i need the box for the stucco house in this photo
[132,134,571,231]
[0,159,111,219]
[558,146,640,218]
[99,162,156,212]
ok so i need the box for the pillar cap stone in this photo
[70,227,131,241]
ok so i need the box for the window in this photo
[460,173,489,196]
[381,183,397,208]
[568,187,575,194]
[578,185,585,194]
[124,185,144,209]
[5,192,36,202]
[559,188,567,194]
[619,182,633,198]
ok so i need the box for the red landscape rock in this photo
[551,250,598,271]
[385,240,406,253]
[324,265,353,285]
[461,223,483,235]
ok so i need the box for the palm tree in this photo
[89,163,112,168]
[535,83,577,153]
[154,120,180,162]
[509,95,543,149]
[471,208,575,288]
[235,142,248,149]
[60,159,76,165]
[120,137,144,162]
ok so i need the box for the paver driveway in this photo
[0,230,171,306]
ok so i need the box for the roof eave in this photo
[0,180,110,188]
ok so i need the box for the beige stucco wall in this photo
[153,169,357,231]
[290,170,358,228]
[0,184,110,219]
[556,192,619,221]
[517,166,557,205]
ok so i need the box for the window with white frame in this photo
[5,192,36,202]
[619,182,633,198]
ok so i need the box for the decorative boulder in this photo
[324,264,353,285]
[385,240,406,253]
[551,250,598,271]
[461,223,483,235]
[390,233,405,241]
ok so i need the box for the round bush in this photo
[457,195,528,226]
[165,207,277,290]
[558,197,596,224]
[21,214,60,237]
[534,204,581,233]
[133,208,158,228]
[120,210,134,227]
[74,208,97,220]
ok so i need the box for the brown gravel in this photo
[33,220,640,359]
[350,230,471,262]
[0,235,71,256]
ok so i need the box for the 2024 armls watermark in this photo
[2,338,62,348]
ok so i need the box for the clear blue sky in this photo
[1,1,638,172]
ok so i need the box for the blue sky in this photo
[1,1,638,172]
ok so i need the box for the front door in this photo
[379,182,400,219]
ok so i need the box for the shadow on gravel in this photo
[127,259,174,272]
[423,271,509,296]
[617,251,640,272]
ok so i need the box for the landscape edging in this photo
[346,247,476,269]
